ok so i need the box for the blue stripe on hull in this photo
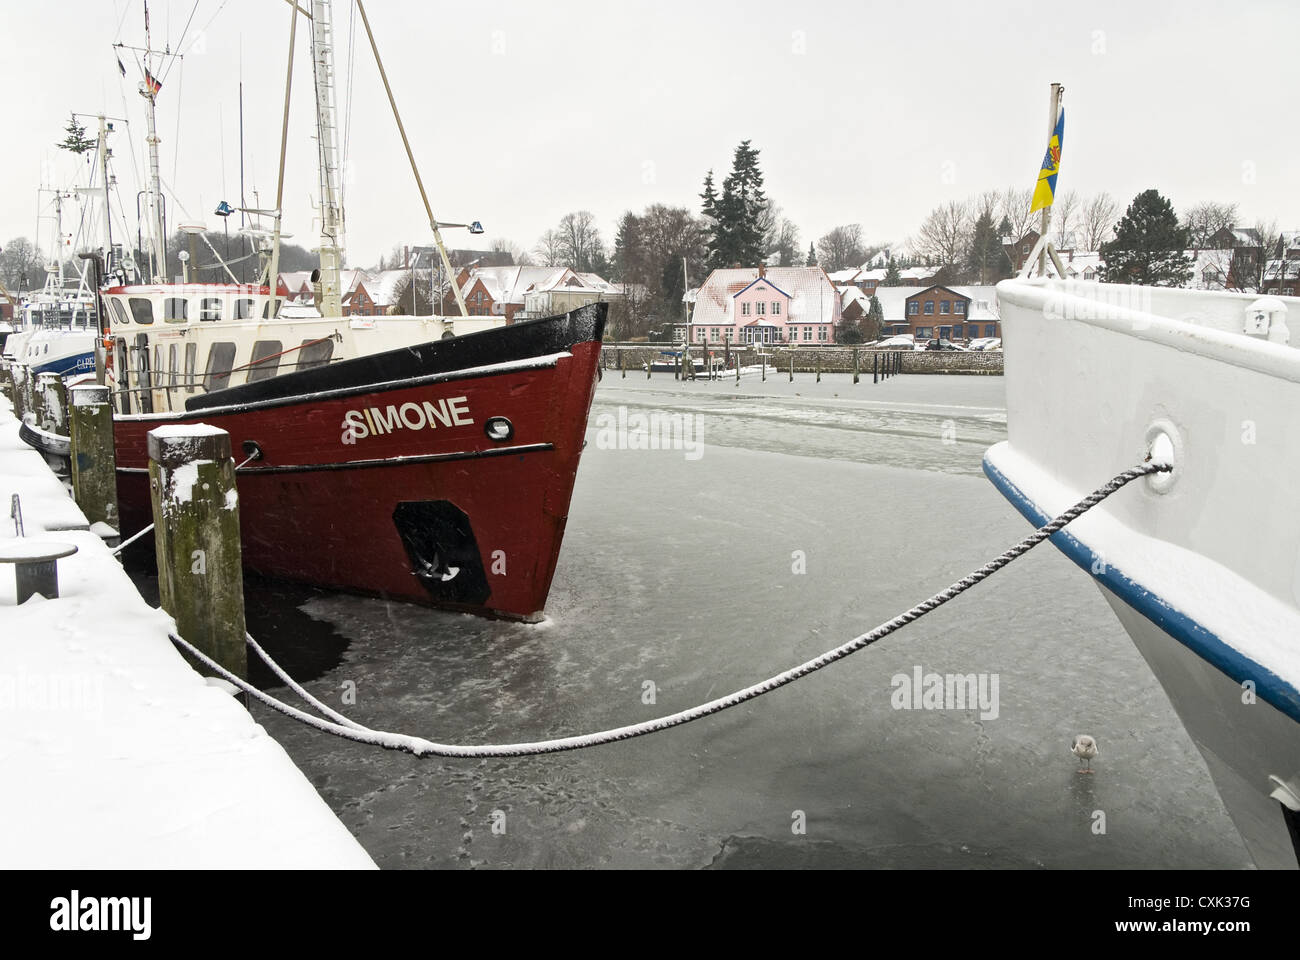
[30,352,94,377]
[983,452,1300,726]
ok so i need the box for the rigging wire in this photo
[162,0,202,83]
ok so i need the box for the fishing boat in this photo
[986,84,1300,868]
[12,0,609,621]
[113,302,605,620]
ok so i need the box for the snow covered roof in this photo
[458,265,613,304]
[826,268,860,284]
[1263,259,1300,281]
[1184,249,1233,290]
[690,267,840,326]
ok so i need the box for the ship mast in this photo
[310,0,345,316]
[140,1,167,283]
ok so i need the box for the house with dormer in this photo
[682,263,840,345]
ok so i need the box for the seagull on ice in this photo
[1071,735,1098,774]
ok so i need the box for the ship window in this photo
[297,338,334,370]
[200,298,222,321]
[246,340,283,382]
[128,297,154,324]
[184,342,197,392]
[234,298,256,320]
[109,298,129,327]
[163,298,188,322]
[153,344,163,381]
[203,341,237,391]
[168,343,179,387]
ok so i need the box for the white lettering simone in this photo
[340,395,474,442]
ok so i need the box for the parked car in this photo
[969,337,1002,351]
[923,338,968,351]
[873,334,915,349]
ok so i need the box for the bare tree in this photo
[998,187,1037,244]
[0,237,44,292]
[1182,201,1240,247]
[911,201,970,269]
[1080,192,1120,250]
[816,224,866,272]
[490,237,531,266]
[557,211,605,272]
[1052,189,1081,249]
[1235,219,1281,292]
[533,229,566,267]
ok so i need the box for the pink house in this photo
[685,264,840,345]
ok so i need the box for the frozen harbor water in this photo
[182,373,1250,868]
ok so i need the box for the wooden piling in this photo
[620,349,626,379]
[69,384,119,536]
[148,425,247,679]
[873,351,879,383]
[852,348,859,384]
[789,352,794,382]
[43,374,68,433]
[761,353,766,382]
[816,356,821,383]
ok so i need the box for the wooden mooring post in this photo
[69,384,119,537]
[37,373,67,433]
[789,352,794,382]
[816,356,821,383]
[148,425,247,680]
[619,348,626,379]
[852,348,859,384]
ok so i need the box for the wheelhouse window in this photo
[128,297,154,325]
[109,298,130,327]
[203,342,237,391]
[163,298,188,322]
[234,298,256,320]
[246,340,283,382]
[200,298,222,321]
[184,342,197,392]
[296,338,334,371]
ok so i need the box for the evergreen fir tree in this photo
[805,242,816,266]
[1100,189,1193,286]
[965,210,1011,285]
[702,142,769,269]
[57,113,95,156]
[868,294,884,335]
[883,257,901,286]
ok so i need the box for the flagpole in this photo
[1038,82,1062,277]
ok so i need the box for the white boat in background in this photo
[986,275,1300,869]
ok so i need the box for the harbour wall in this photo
[600,344,1004,375]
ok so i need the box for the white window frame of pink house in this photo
[741,302,751,316]
[756,301,766,315]
[772,302,781,315]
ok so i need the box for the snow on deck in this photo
[0,399,374,868]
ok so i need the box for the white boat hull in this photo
[987,277,1300,869]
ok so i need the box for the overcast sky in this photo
[4,0,1298,269]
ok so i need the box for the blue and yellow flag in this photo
[1030,107,1064,213]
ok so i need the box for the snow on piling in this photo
[147,424,247,680]
[68,384,119,541]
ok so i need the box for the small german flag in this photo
[144,69,162,96]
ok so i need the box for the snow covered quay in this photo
[0,397,373,869]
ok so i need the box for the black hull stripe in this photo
[115,441,554,475]
[117,354,568,422]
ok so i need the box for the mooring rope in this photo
[169,461,1170,758]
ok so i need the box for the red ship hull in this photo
[112,305,606,620]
